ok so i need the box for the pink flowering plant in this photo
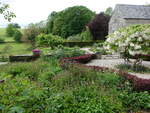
[104,24,150,65]
[32,49,41,56]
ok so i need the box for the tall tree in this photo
[46,11,58,33]
[104,7,113,16]
[46,6,95,38]
[13,23,21,28]
[88,13,110,40]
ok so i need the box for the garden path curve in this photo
[86,59,150,79]
[0,62,8,65]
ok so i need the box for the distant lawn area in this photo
[0,28,33,56]
[0,28,14,42]
[0,28,24,42]
[0,43,32,56]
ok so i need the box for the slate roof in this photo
[115,4,150,19]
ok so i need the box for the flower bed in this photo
[60,54,150,91]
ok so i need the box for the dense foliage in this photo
[0,57,150,112]
[51,46,85,59]
[22,24,44,45]
[104,7,113,16]
[46,6,95,38]
[36,33,64,49]
[67,28,92,41]
[13,29,22,42]
[6,24,15,37]
[88,13,110,40]
[12,23,21,28]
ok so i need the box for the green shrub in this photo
[36,33,64,49]
[13,29,22,42]
[22,24,42,46]
[120,91,150,111]
[52,46,85,59]
[0,38,4,43]
[67,28,92,41]
[6,24,16,37]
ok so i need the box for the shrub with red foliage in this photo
[119,71,150,91]
[87,13,110,40]
[60,54,96,68]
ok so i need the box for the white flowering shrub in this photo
[104,24,150,64]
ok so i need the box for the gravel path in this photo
[86,59,150,79]
[80,48,94,54]
[0,62,8,65]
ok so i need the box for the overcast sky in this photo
[0,0,149,27]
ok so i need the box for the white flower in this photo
[138,37,143,42]
[145,43,149,46]
[129,50,136,56]
[134,45,141,50]
[130,43,134,47]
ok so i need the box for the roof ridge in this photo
[116,4,150,7]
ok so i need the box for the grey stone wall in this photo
[109,6,126,34]
[109,18,126,34]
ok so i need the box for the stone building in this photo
[109,4,150,34]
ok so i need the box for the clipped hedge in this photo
[63,41,104,47]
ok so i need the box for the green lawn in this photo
[0,28,14,42]
[0,28,24,42]
[0,43,32,56]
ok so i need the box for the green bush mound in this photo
[0,38,4,43]
[46,6,95,38]
[0,58,150,112]
[67,28,92,41]
[51,46,85,59]
[36,33,64,49]
[13,30,22,42]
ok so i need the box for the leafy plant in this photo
[22,23,44,46]
[52,46,85,59]
[36,33,64,49]
[6,23,16,37]
[120,91,150,111]
[13,29,22,42]
[67,28,92,41]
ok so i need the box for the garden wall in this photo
[61,41,104,47]
[9,55,40,62]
